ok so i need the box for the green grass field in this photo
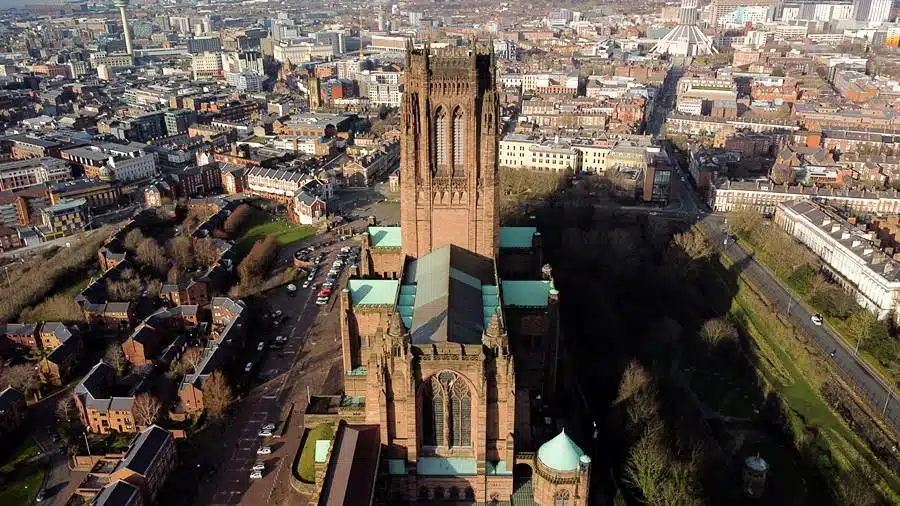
[0,437,45,506]
[296,423,334,483]
[235,211,316,255]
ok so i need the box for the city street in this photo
[196,196,378,506]
[702,215,900,433]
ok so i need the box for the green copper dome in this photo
[537,429,585,472]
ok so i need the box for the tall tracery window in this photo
[554,490,571,506]
[452,110,465,167]
[435,109,447,167]
[422,371,472,448]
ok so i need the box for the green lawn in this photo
[0,437,45,506]
[235,212,316,255]
[296,423,334,483]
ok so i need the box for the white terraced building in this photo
[775,200,900,320]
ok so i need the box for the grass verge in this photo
[236,210,315,255]
[0,437,45,506]
[296,422,334,483]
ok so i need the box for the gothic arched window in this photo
[422,371,472,448]
[435,109,447,167]
[554,489,571,506]
[452,109,465,167]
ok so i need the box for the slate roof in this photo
[116,425,171,476]
[94,480,141,506]
[402,245,496,345]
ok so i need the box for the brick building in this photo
[74,362,139,434]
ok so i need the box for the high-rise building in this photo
[652,0,717,56]
[854,0,893,23]
[226,71,262,92]
[113,0,133,55]
[187,36,222,54]
[336,42,593,504]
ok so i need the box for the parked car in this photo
[302,280,311,289]
[250,471,263,479]
[244,362,253,373]
[257,342,265,351]
[811,314,824,326]
[257,446,272,455]
[258,429,273,437]
[262,423,276,431]
[275,336,287,343]
[316,297,328,305]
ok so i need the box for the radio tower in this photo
[113,0,133,55]
[359,12,365,62]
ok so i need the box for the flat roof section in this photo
[347,279,399,306]
[368,226,401,248]
[499,226,537,249]
[501,280,552,308]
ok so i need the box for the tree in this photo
[223,204,252,236]
[2,365,40,400]
[123,229,145,251]
[670,225,712,262]
[727,207,762,239]
[194,237,220,266]
[56,396,75,423]
[625,424,669,505]
[104,343,127,376]
[238,233,278,281]
[19,294,85,323]
[132,393,162,427]
[136,238,169,274]
[617,360,650,404]
[145,279,162,299]
[203,370,233,422]
[182,214,201,237]
[847,310,876,352]
[181,347,204,374]
[169,236,195,269]
[107,272,141,301]
[700,318,738,347]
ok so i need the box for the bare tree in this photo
[194,237,220,266]
[617,360,650,404]
[145,279,163,299]
[203,371,233,422]
[223,204,252,236]
[136,238,169,274]
[123,228,145,251]
[670,225,712,262]
[169,236,195,269]
[56,396,75,423]
[132,393,163,427]
[847,310,875,352]
[625,423,669,505]
[104,343,127,376]
[700,318,738,347]
[181,347,205,374]
[2,365,41,400]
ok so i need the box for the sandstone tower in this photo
[400,41,500,260]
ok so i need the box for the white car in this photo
[250,470,263,479]
[811,314,824,326]
[244,362,253,373]
[316,298,328,305]
[252,462,266,472]
[257,342,265,351]
[302,280,310,289]
[261,423,276,431]
[257,446,272,455]
[258,429,273,437]
[275,335,286,343]
[274,310,283,317]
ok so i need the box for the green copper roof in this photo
[501,280,552,308]
[387,459,407,475]
[416,457,477,476]
[348,280,398,306]
[537,429,585,472]
[314,439,331,463]
[368,226,401,248]
[486,460,513,475]
[499,226,537,249]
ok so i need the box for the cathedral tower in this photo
[400,41,500,260]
